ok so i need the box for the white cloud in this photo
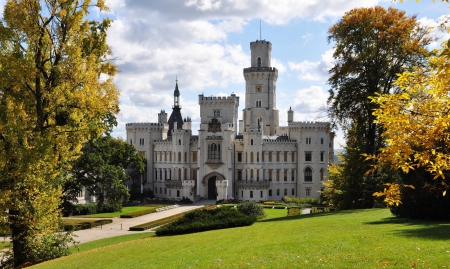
[288,49,334,81]
[292,85,328,118]
[418,16,450,49]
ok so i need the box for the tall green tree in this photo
[64,136,145,213]
[326,6,434,208]
[0,0,118,266]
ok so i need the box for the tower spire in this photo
[174,76,180,107]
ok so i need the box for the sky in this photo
[2,0,450,148]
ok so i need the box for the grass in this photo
[69,206,158,218]
[70,233,155,253]
[32,208,450,268]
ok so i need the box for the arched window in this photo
[178,152,181,162]
[251,139,253,145]
[250,152,254,162]
[304,167,313,182]
[258,57,261,68]
[179,139,181,145]
[184,152,187,163]
[209,143,220,159]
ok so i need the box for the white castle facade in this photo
[126,40,334,202]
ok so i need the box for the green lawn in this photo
[70,233,155,253]
[33,209,450,268]
[69,206,158,218]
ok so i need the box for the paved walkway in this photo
[1,202,311,248]
[71,203,209,244]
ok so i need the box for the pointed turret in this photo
[168,79,183,136]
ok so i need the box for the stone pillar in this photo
[216,180,228,201]
[182,180,196,201]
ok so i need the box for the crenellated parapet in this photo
[288,121,330,132]
[198,94,239,106]
[126,122,167,132]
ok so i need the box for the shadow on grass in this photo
[365,217,450,240]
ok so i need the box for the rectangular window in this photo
[214,110,221,117]
[237,170,242,181]
[284,189,287,196]
[250,191,253,198]
[269,170,272,181]
[262,151,265,162]
[260,191,263,198]
[321,138,324,144]
[177,190,180,197]
[291,188,295,195]
[284,152,287,162]
[292,170,295,181]
[305,152,312,162]
[306,137,311,145]
[237,152,242,162]
[192,152,197,162]
[320,151,324,162]
[284,169,287,181]
[276,152,280,162]
[276,170,280,182]
[164,188,167,194]
[277,189,280,196]
[269,152,272,162]
[291,152,295,162]
[155,187,157,194]
[269,189,272,196]
[306,188,311,196]
[193,170,197,180]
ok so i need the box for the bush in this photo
[61,202,120,217]
[62,219,113,231]
[283,196,320,206]
[155,206,256,236]
[120,208,157,218]
[287,207,302,217]
[237,201,266,219]
[129,212,185,231]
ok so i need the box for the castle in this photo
[126,40,334,202]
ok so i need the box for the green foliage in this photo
[129,212,186,231]
[326,6,433,210]
[236,201,266,219]
[287,207,302,217]
[283,196,320,205]
[155,207,256,236]
[120,208,157,218]
[0,0,118,267]
[389,168,450,220]
[61,202,118,217]
[62,219,112,231]
[64,135,145,212]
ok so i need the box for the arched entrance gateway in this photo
[202,172,226,200]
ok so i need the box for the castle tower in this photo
[242,40,279,135]
[167,80,183,136]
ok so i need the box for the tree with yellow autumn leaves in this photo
[0,0,119,267]
[367,41,450,219]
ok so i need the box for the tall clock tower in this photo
[242,40,279,135]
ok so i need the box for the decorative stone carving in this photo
[208,118,221,133]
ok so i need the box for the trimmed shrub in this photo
[237,201,266,219]
[129,212,185,231]
[62,202,121,217]
[62,219,113,231]
[120,208,158,218]
[155,206,256,236]
[287,207,302,217]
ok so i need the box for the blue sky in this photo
[2,0,449,147]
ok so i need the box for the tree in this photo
[325,6,434,208]
[368,47,450,219]
[0,0,118,266]
[63,136,145,213]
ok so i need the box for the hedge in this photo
[155,206,257,236]
[120,207,158,218]
[287,207,302,217]
[62,219,113,231]
[129,212,186,231]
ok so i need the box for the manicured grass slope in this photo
[33,209,450,268]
